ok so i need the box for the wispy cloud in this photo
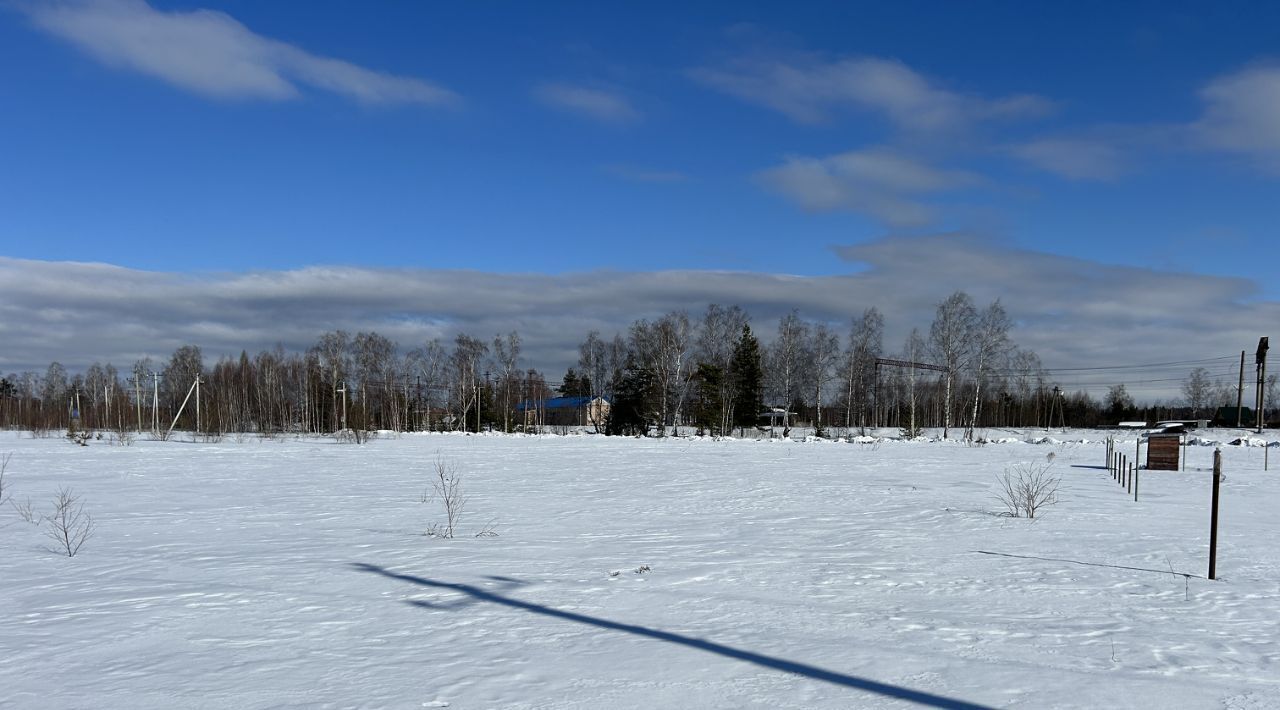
[691,55,1052,131]
[533,82,640,123]
[1008,137,1127,180]
[3,241,1273,402]
[23,0,458,106]
[757,148,981,227]
[1194,63,1280,172]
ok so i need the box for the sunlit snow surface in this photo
[2,429,1278,709]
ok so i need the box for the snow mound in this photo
[1229,437,1268,447]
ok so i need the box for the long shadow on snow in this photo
[351,562,994,710]
[974,550,1201,579]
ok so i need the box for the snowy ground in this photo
[2,428,1278,709]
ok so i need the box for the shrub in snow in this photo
[45,487,93,557]
[425,455,466,539]
[336,428,376,445]
[0,453,9,510]
[995,460,1061,520]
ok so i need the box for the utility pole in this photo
[337,380,348,431]
[132,376,142,432]
[151,373,161,434]
[1237,350,1245,428]
[1257,338,1269,434]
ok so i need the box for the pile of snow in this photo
[1229,437,1268,447]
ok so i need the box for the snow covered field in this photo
[2,429,1278,709]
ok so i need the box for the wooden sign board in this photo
[1146,434,1181,471]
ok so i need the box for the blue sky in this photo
[1,1,1278,395]
[3,1,1277,282]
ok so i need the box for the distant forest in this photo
[1,291,1272,437]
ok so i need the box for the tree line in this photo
[3,290,1265,437]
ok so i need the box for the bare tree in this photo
[766,310,809,436]
[408,339,447,430]
[929,292,978,439]
[809,323,841,436]
[449,334,489,431]
[425,456,466,538]
[695,304,750,434]
[317,332,358,432]
[1182,367,1213,417]
[995,460,1061,519]
[1010,349,1045,427]
[902,329,927,438]
[41,362,69,430]
[965,300,1013,440]
[353,331,398,430]
[629,312,693,436]
[45,487,93,557]
[578,331,614,432]
[842,308,883,433]
[492,332,521,432]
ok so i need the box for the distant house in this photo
[1212,406,1255,427]
[516,396,611,428]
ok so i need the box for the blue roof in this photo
[515,395,609,412]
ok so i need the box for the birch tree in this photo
[766,310,809,436]
[492,332,521,432]
[928,291,977,439]
[809,323,841,436]
[965,300,1013,440]
[842,308,883,433]
[902,329,927,438]
[695,304,750,434]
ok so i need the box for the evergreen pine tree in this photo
[692,362,724,435]
[606,368,655,436]
[560,368,580,397]
[729,325,763,433]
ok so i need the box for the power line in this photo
[1015,355,1235,374]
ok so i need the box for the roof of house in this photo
[516,395,611,412]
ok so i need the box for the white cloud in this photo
[2,240,1274,403]
[534,83,640,123]
[757,148,981,227]
[24,0,458,106]
[691,55,1052,131]
[1195,64,1280,172]
[1009,138,1126,181]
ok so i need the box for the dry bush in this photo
[996,460,1061,519]
[45,487,93,557]
[0,453,10,509]
[12,496,40,525]
[336,428,376,445]
[425,455,466,539]
[110,429,136,446]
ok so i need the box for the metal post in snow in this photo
[1133,466,1139,502]
[1209,448,1222,580]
